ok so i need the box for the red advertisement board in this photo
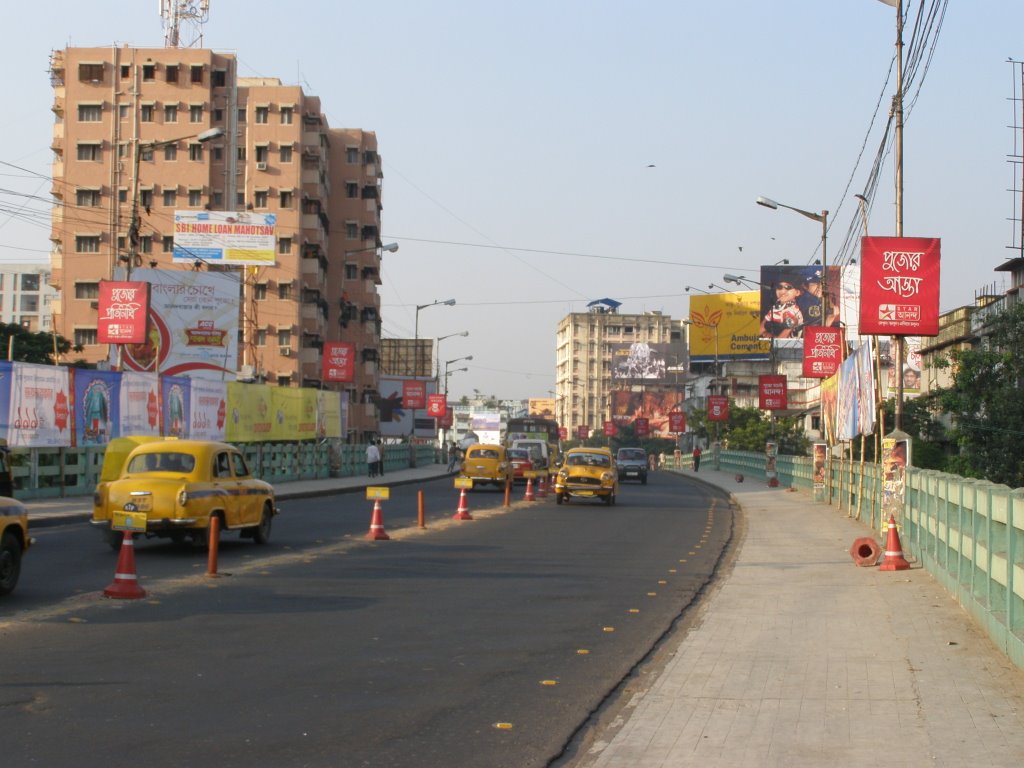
[802,326,845,378]
[708,396,729,422]
[438,408,453,429]
[322,341,355,382]
[403,380,426,409]
[859,236,941,336]
[559,427,568,440]
[634,417,650,436]
[603,420,617,436]
[426,394,447,417]
[759,375,788,411]
[97,281,150,344]
[577,425,589,440]
[668,411,686,432]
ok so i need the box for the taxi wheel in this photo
[0,532,22,595]
[253,504,273,545]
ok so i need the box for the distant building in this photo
[0,265,57,334]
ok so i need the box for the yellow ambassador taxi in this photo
[92,439,277,549]
[554,446,618,506]
[459,443,513,490]
[0,498,30,596]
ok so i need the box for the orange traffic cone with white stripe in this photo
[524,477,535,501]
[453,487,473,520]
[879,515,910,571]
[537,475,548,499]
[366,499,390,540]
[103,531,147,599]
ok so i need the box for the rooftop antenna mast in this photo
[160,0,211,48]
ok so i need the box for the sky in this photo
[2,1,1022,402]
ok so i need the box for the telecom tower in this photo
[160,0,210,48]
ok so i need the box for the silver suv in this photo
[616,447,648,484]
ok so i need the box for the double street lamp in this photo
[435,330,469,379]
[125,126,225,278]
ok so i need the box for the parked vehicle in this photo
[616,447,648,484]
[507,448,535,483]
[554,447,618,506]
[92,439,278,549]
[0,497,30,595]
[459,443,512,490]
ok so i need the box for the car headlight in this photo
[602,472,614,483]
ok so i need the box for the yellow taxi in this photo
[0,497,30,596]
[459,443,513,490]
[554,446,618,506]
[92,439,277,549]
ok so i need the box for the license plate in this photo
[626,469,639,475]
[124,497,152,512]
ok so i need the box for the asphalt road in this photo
[0,471,734,768]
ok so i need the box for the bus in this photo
[505,416,561,468]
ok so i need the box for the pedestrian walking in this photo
[692,445,702,472]
[366,441,380,478]
[447,442,461,472]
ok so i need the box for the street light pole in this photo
[435,330,469,380]
[412,298,455,438]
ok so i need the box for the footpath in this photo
[24,465,1024,766]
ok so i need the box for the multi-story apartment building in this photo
[0,266,58,334]
[47,45,385,441]
[554,301,686,434]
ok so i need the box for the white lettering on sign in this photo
[876,275,923,298]
[101,302,142,320]
[881,250,923,272]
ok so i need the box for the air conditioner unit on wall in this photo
[256,161,267,171]
[280,347,291,356]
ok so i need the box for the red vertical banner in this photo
[426,394,446,418]
[603,420,617,436]
[802,326,845,378]
[759,375,788,411]
[668,411,686,432]
[707,395,729,422]
[577,425,589,440]
[559,427,568,441]
[403,380,426,409]
[439,407,453,429]
[634,417,650,436]
[322,341,355,382]
[97,281,150,344]
[860,236,941,336]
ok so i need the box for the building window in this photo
[254,145,269,163]
[277,329,292,346]
[165,64,179,83]
[140,104,154,122]
[255,328,267,345]
[139,236,153,254]
[75,236,100,253]
[279,145,292,163]
[278,283,292,300]
[236,192,245,208]
[20,273,40,292]
[254,190,268,208]
[279,190,293,209]
[75,189,100,207]
[254,283,268,301]
[120,64,130,79]
[346,182,358,198]
[255,106,269,124]
[190,64,203,84]
[237,107,246,123]
[278,237,292,254]
[77,104,102,122]
[164,104,178,123]
[346,147,359,163]
[118,188,128,203]
[237,146,246,161]
[78,63,104,82]
[140,145,154,162]
[277,375,291,387]
[189,104,204,123]
[212,191,224,208]
[189,143,205,161]
[117,236,126,251]
[164,144,177,161]
[20,295,39,313]
[212,146,223,161]
[280,106,293,124]
[345,222,358,239]
[75,282,99,299]
[212,108,223,122]
[118,104,129,120]
[345,264,358,280]
[118,142,129,159]
[162,236,174,253]
[76,143,100,161]
[142,64,155,81]
[188,189,202,207]
[139,189,153,209]
[74,328,99,346]
[212,70,226,87]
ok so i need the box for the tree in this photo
[0,323,81,365]
[688,400,808,455]
[933,302,1024,487]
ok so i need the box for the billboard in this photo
[97,281,150,344]
[172,210,277,266]
[610,390,684,437]
[116,268,240,380]
[528,398,556,418]
[758,375,787,411]
[688,291,770,362]
[860,237,941,336]
[377,377,438,438]
[610,342,667,380]
[758,265,843,339]
[802,326,845,378]
[323,342,355,382]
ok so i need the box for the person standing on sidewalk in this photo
[366,441,380,478]
[692,445,702,472]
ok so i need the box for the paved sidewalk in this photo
[571,467,1024,768]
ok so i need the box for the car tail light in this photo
[177,489,189,506]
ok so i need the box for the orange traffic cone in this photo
[524,477,535,502]
[453,487,473,520]
[879,515,910,571]
[366,499,390,540]
[103,531,147,599]
[536,475,548,499]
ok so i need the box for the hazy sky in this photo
[3,1,1022,401]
